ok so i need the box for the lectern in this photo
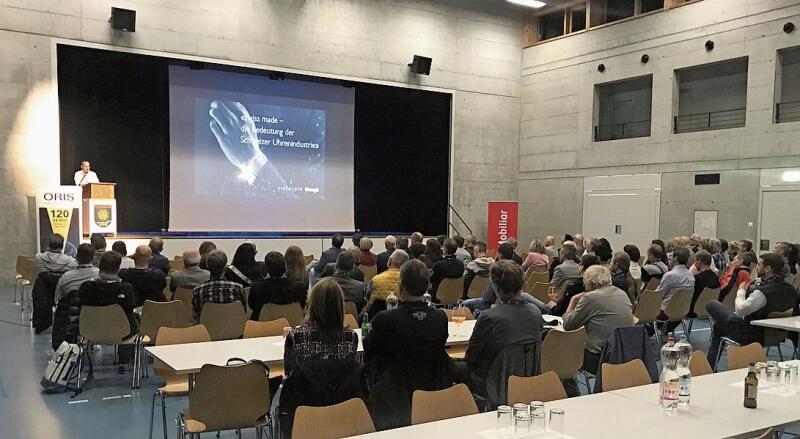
[82,182,117,236]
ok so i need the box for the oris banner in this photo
[487,201,518,251]
[36,187,82,256]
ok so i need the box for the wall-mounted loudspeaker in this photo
[110,7,136,32]
[641,54,649,64]
[785,22,796,34]
[408,55,432,75]
[705,40,714,51]
[597,63,606,72]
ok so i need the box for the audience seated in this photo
[463,241,492,297]
[78,251,138,372]
[329,251,366,312]
[563,265,634,375]
[464,234,477,260]
[706,253,800,366]
[464,260,544,400]
[366,250,408,311]
[193,250,246,322]
[550,254,601,316]
[521,239,549,273]
[314,234,345,275]
[641,244,668,285]
[689,250,721,317]
[90,233,106,266]
[111,241,135,269]
[169,249,211,293]
[506,237,523,265]
[363,259,452,430]
[359,237,377,266]
[453,235,472,264]
[320,246,364,281]
[551,242,581,292]
[119,244,167,306]
[573,234,585,256]
[656,247,694,312]
[376,235,396,274]
[429,238,465,302]
[54,243,99,303]
[774,241,794,276]
[543,235,558,260]
[409,232,427,259]
[248,251,308,320]
[610,251,636,302]
[283,278,358,375]
[719,253,755,302]
[225,242,265,287]
[34,233,76,275]
[418,238,443,269]
[147,237,170,276]
[623,245,642,289]
[198,241,217,271]
[284,245,309,287]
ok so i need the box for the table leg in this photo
[188,373,194,394]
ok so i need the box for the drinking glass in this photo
[514,412,531,438]
[497,405,513,436]
[452,300,467,336]
[549,408,565,436]
[282,326,292,338]
[529,401,546,432]
[755,362,767,381]
[513,403,529,418]
[779,364,791,385]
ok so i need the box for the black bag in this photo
[32,272,62,334]
[52,291,81,350]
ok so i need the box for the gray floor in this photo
[0,286,796,439]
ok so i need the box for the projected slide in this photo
[169,66,354,232]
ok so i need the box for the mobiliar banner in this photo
[487,201,518,251]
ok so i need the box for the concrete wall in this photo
[518,0,800,245]
[0,0,525,284]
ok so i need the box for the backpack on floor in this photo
[41,341,82,394]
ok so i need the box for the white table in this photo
[750,316,800,332]
[350,369,800,439]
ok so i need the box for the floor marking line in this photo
[102,395,122,401]
[68,400,89,404]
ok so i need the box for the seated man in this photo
[550,254,601,316]
[463,241,492,298]
[706,253,800,367]
[550,242,581,293]
[248,251,308,320]
[429,238,465,302]
[376,235,396,274]
[192,250,246,322]
[366,249,408,311]
[148,237,170,276]
[90,233,106,267]
[563,265,634,374]
[657,247,695,313]
[319,246,364,281]
[453,235,472,264]
[465,260,544,399]
[689,250,721,317]
[119,244,167,306]
[170,249,211,293]
[408,232,427,259]
[111,241,135,269]
[363,259,451,430]
[54,244,99,303]
[314,234,345,275]
[330,251,366,313]
[641,244,669,285]
[34,234,76,275]
[78,251,138,372]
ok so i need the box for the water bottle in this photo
[360,312,371,338]
[423,292,432,307]
[659,336,680,412]
[675,336,692,409]
[386,292,399,310]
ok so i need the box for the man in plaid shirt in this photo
[192,250,246,321]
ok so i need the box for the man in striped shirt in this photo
[192,250,246,322]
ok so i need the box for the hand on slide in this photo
[209,100,268,184]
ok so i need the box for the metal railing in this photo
[776,100,800,124]
[448,204,473,237]
[594,120,651,141]
[673,107,746,134]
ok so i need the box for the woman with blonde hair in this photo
[283,278,358,375]
[521,239,549,272]
[359,237,377,266]
[284,245,309,287]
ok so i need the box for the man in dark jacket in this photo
[78,251,138,372]
[376,235,396,274]
[429,238,465,302]
[408,232,427,259]
[248,251,307,320]
[364,259,451,430]
[314,234,345,274]
[330,252,366,312]
[148,237,170,276]
[119,244,167,306]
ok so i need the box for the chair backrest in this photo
[634,289,664,324]
[644,278,660,291]
[343,314,359,329]
[692,287,721,318]
[524,271,549,293]
[172,287,195,320]
[529,282,551,303]
[18,255,35,282]
[304,255,315,266]
[344,301,359,322]
[437,277,465,305]
[361,264,378,284]
[507,371,567,405]
[243,318,290,338]
[442,307,475,321]
[727,342,767,370]
[79,305,131,344]
[199,302,246,341]
[292,398,375,439]
[140,300,191,344]
[259,302,305,326]
[169,258,184,271]
[792,274,800,290]
[721,288,736,310]
[190,362,270,432]
[540,327,586,380]
[688,350,713,377]
[601,359,652,391]
[663,288,693,321]
[466,275,489,299]
[154,325,211,382]
[411,383,478,425]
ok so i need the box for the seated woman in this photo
[521,239,549,273]
[418,239,443,269]
[283,278,359,375]
[225,242,265,287]
[284,245,309,287]
[562,265,634,375]
[359,237,378,267]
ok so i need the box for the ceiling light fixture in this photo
[507,0,547,8]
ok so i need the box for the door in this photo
[759,190,800,251]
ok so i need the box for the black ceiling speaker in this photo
[597,63,606,72]
[110,7,136,32]
[641,54,649,64]
[705,40,714,51]
[408,55,432,75]
[785,22,796,33]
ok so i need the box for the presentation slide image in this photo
[194,98,326,199]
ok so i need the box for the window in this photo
[571,7,587,32]
[606,0,635,23]
[674,58,748,133]
[594,75,653,141]
[641,0,665,13]
[776,47,800,124]
[539,11,565,41]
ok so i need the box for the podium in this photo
[82,183,117,236]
